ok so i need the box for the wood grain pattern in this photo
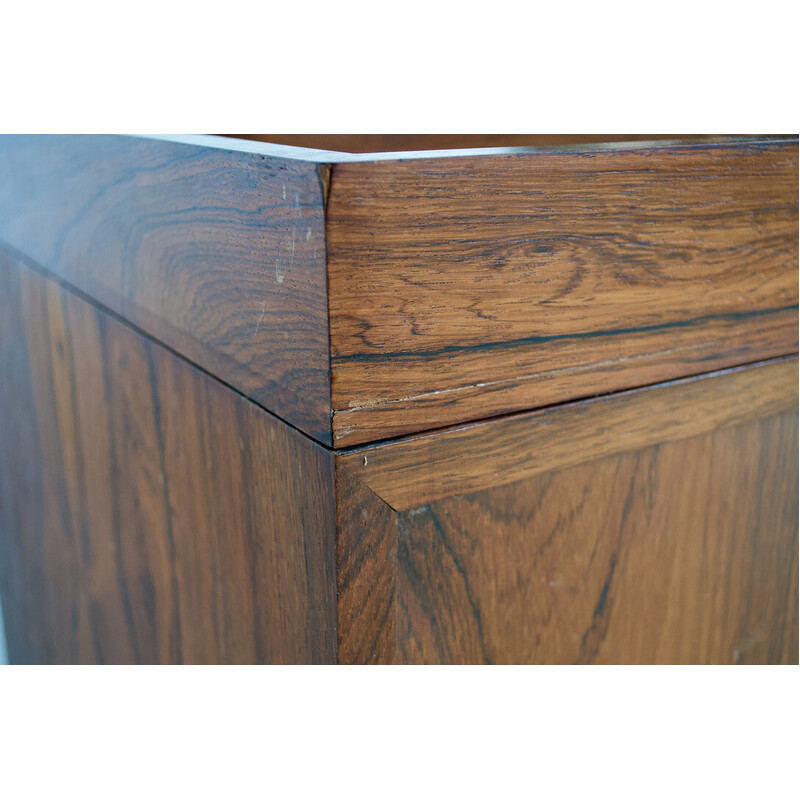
[327,139,798,445]
[335,463,397,665]
[0,251,337,664]
[391,410,798,664]
[3,136,796,448]
[335,398,798,664]
[0,135,333,443]
[338,358,798,510]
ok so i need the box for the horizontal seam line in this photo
[332,353,799,454]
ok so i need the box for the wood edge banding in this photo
[336,358,799,511]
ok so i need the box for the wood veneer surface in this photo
[336,370,799,664]
[1,135,796,448]
[0,251,337,664]
[0,135,333,443]
[1,251,796,665]
[338,358,798,510]
[327,139,798,444]
[1,134,797,665]
[391,410,798,664]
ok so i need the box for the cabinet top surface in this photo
[149,133,797,163]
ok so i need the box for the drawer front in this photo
[327,140,798,445]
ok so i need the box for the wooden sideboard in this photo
[0,134,797,664]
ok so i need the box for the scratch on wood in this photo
[253,299,267,336]
[339,339,721,413]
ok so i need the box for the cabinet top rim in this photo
[134,133,798,164]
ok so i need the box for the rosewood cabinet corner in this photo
[0,134,797,664]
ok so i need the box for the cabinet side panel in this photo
[0,251,336,664]
[391,411,798,664]
[0,135,332,443]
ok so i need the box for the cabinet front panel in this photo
[337,363,798,664]
[392,411,797,664]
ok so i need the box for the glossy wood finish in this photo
[2,135,795,448]
[336,393,799,664]
[327,139,798,444]
[0,251,336,664]
[0,135,332,443]
[335,467,397,666]
[2,253,796,664]
[393,411,798,664]
[339,358,798,510]
[1,135,797,666]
